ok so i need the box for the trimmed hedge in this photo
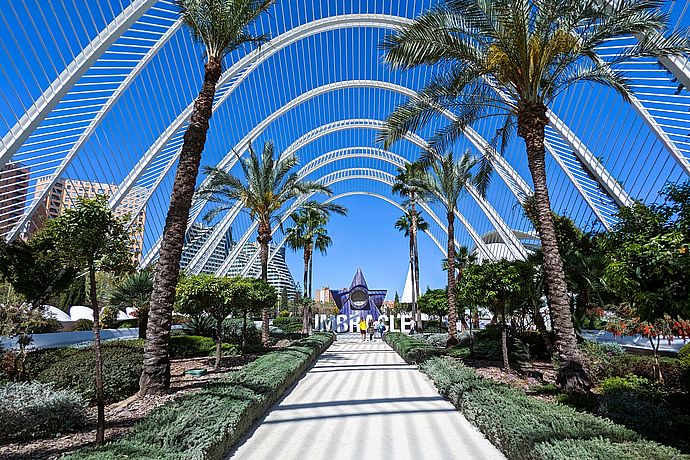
[419,357,688,460]
[385,333,688,459]
[0,381,87,442]
[384,332,442,364]
[63,333,335,460]
[168,335,216,358]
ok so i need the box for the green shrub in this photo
[415,356,689,460]
[384,332,441,364]
[63,333,335,460]
[269,326,287,339]
[0,381,87,442]
[534,438,689,460]
[421,320,447,333]
[169,335,215,358]
[181,315,216,337]
[272,316,301,327]
[680,342,690,391]
[73,319,93,331]
[221,318,261,345]
[37,343,142,405]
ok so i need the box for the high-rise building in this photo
[314,286,334,304]
[0,162,30,237]
[224,241,298,300]
[180,222,233,273]
[30,177,147,256]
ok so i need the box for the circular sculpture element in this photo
[350,288,369,309]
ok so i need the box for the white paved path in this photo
[227,335,505,460]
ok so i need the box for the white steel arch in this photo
[0,0,158,171]
[216,167,493,277]
[256,191,450,278]
[107,15,625,231]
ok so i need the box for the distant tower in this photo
[331,268,387,320]
[400,263,414,304]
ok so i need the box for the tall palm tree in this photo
[394,209,429,325]
[141,0,273,396]
[286,201,347,333]
[412,150,478,345]
[393,163,427,326]
[109,269,154,339]
[197,142,333,345]
[442,245,477,329]
[378,0,690,393]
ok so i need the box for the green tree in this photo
[176,275,241,367]
[603,183,690,380]
[459,261,520,370]
[142,0,273,396]
[393,163,427,325]
[109,269,154,339]
[0,233,75,307]
[197,141,333,346]
[47,196,133,445]
[378,0,690,393]
[286,201,347,333]
[244,278,277,351]
[409,150,478,345]
[442,245,477,329]
[418,288,447,332]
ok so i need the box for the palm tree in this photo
[412,150,478,345]
[392,163,427,326]
[197,142,333,346]
[394,209,429,326]
[378,0,690,393]
[286,201,347,333]
[442,245,477,329]
[109,270,154,339]
[141,0,273,396]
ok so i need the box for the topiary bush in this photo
[181,315,216,337]
[63,333,335,460]
[37,342,143,405]
[0,381,87,442]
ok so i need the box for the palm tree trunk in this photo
[409,221,417,332]
[138,308,148,340]
[258,223,271,347]
[89,263,105,445]
[518,103,590,394]
[140,59,222,396]
[411,201,422,327]
[307,255,313,334]
[214,315,223,370]
[302,248,309,334]
[446,211,458,346]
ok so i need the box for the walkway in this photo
[228,334,505,460]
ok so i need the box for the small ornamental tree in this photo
[459,261,520,370]
[418,288,447,332]
[175,274,239,368]
[245,278,277,350]
[109,269,154,339]
[47,196,134,445]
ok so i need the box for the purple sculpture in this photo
[332,268,386,320]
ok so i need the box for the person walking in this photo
[358,317,367,341]
[368,318,375,341]
[378,317,387,340]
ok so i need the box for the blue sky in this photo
[1,0,689,300]
[284,194,448,299]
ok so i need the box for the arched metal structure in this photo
[0,0,689,280]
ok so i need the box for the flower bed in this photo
[64,333,334,460]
